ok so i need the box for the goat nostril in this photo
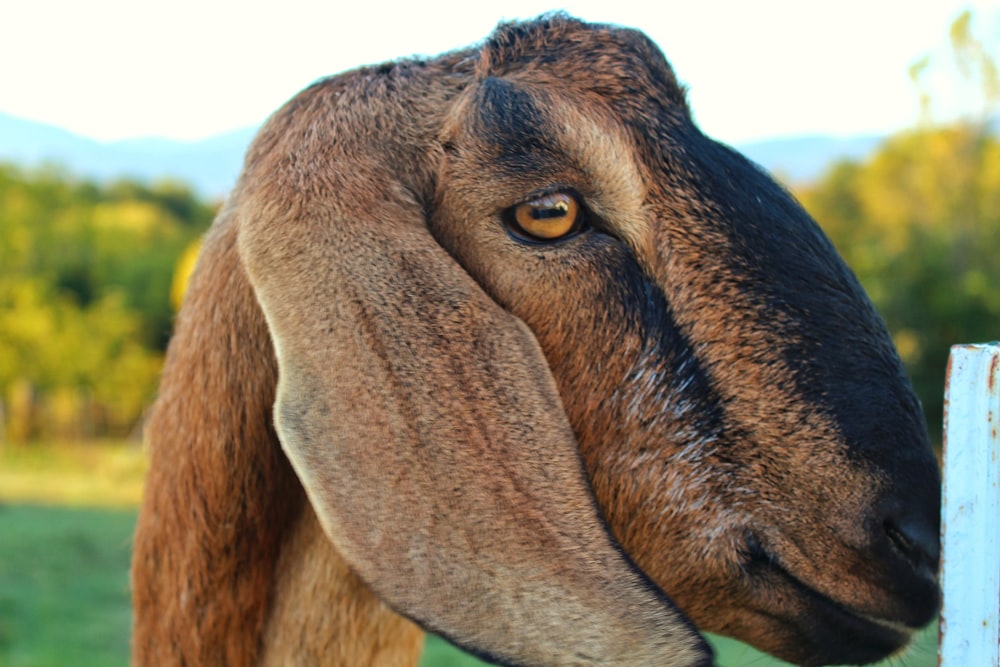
[884,515,940,572]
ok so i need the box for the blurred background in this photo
[1,1,997,665]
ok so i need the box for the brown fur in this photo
[261,509,424,666]
[133,15,939,667]
[131,205,304,665]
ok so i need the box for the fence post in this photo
[939,342,1000,666]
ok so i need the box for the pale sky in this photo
[3,0,997,146]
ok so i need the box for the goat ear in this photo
[236,148,709,665]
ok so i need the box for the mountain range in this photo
[0,111,883,199]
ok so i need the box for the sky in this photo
[3,0,997,146]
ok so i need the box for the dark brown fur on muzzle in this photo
[132,14,940,667]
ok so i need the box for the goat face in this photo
[433,17,940,667]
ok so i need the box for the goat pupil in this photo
[534,203,567,219]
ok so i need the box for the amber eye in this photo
[506,192,585,242]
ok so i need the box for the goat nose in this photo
[882,507,940,574]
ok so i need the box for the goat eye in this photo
[506,193,584,242]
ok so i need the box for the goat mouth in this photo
[740,537,913,665]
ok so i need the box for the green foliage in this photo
[910,8,1000,127]
[0,164,214,440]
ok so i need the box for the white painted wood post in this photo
[939,342,1000,667]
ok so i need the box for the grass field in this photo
[0,504,135,667]
[0,443,937,667]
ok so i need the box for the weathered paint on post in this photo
[939,343,1000,667]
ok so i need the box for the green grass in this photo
[422,636,494,666]
[0,443,938,667]
[0,503,136,667]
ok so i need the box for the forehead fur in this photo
[476,13,690,111]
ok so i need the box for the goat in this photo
[131,15,941,667]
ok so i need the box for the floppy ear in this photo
[235,108,709,666]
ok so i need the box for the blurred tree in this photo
[0,165,213,441]
[909,8,999,128]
